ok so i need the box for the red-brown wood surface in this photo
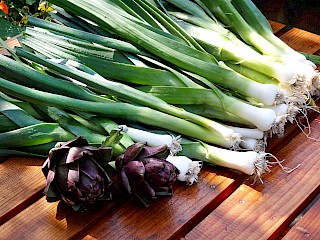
[0,196,125,240]
[0,165,244,239]
[0,35,21,55]
[0,157,44,225]
[279,28,320,53]
[79,166,244,240]
[282,197,320,240]
[268,20,286,33]
[186,119,320,240]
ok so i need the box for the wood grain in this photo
[268,20,286,33]
[0,164,245,240]
[185,119,320,240]
[0,196,124,240]
[0,157,44,225]
[279,28,320,53]
[0,35,21,56]
[282,197,320,240]
[80,166,245,240]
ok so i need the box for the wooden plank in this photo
[0,157,44,225]
[0,165,245,239]
[268,20,286,33]
[279,28,320,53]
[0,196,124,240]
[282,196,320,240]
[80,166,245,240]
[0,35,21,56]
[185,119,320,240]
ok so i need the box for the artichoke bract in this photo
[116,142,179,207]
[42,136,113,211]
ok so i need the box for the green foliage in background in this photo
[0,0,53,39]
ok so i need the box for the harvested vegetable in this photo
[115,142,179,207]
[1,0,319,197]
[42,136,113,211]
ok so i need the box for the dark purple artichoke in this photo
[42,136,113,211]
[115,142,179,206]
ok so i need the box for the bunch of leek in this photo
[42,0,319,138]
[2,0,319,183]
[0,50,269,181]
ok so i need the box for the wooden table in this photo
[1,21,320,240]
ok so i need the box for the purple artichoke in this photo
[115,142,179,206]
[42,136,113,211]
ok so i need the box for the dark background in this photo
[252,0,320,34]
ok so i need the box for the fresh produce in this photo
[42,136,113,211]
[115,142,179,206]
[1,0,319,209]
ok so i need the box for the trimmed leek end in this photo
[206,144,267,177]
[240,138,259,150]
[166,155,202,185]
[228,126,264,140]
[240,139,266,152]
[311,73,320,96]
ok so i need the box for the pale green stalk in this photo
[179,139,267,178]
[15,48,230,132]
[47,0,279,104]
[138,86,277,131]
[0,76,240,148]
[22,27,194,87]
[231,0,306,61]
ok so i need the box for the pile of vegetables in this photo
[0,0,319,209]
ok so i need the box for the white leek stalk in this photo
[227,126,264,140]
[118,125,182,154]
[139,85,278,131]
[240,138,259,150]
[179,140,268,179]
[166,155,202,185]
[175,20,303,86]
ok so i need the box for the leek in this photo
[0,123,75,148]
[116,124,268,178]
[138,86,277,131]
[14,49,239,139]
[0,114,19,133]
[179,140,266,178]
[199,0,319,94]
[118,125,182,154]
[48,0,280,106]
[22,26,194,87]
[231,0,307,62]
[0,76,240,148]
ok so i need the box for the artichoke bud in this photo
[115,142,179,207]
[42,136,114,211]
